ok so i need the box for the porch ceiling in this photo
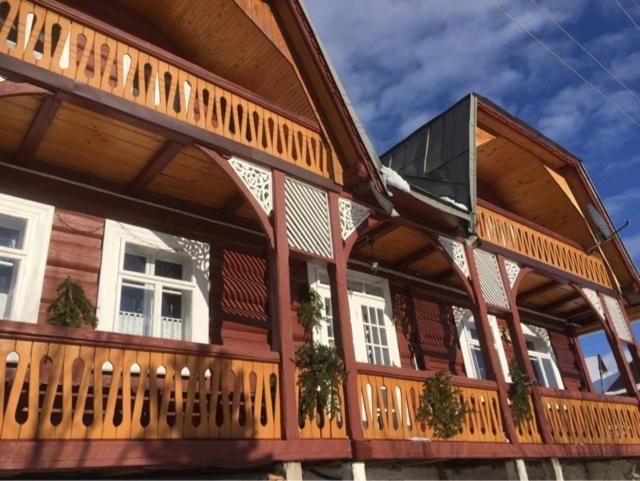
[351,224,465,290]
[0,94,260,227]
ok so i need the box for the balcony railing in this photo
[476,203,612,288]
[0,332,281,440]
[356,367,506,442]
[296,368,347,439]
[0,0,338,181]
[539,389,640,445]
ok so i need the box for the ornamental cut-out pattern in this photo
[438,237,470,278]
[228,157,272,214]
[603,295,633,343]
[473,249,510,310]
[338,198,369,240]
[504,259,520,289]
[581,288,605,320]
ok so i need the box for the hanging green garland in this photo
[295,289,347,421]
[416,370,472,439]
[47,277,98,328]
[508,360,533,427]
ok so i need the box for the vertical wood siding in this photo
[548,330,586,391]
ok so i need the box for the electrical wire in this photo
[529,0,640,105]
[487,0,640,131]
[613,0,640,32]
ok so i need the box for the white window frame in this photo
[307,264,401,367]
[97,220,210,343]
[522,323,564,389]
[454,309,512,381]
[0,193,53,323]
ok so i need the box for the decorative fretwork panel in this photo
[438,236,470,277]
[542,394,640,444]
[473,249,510,310]
[338,198,369,240]
[503,259,520,289]
[357,373,506,442]
[0,0,339,181]
[228,157,272,214]
[284,178,333,258]
[0,338,281,440]
[296,369,346,439]
[603,295,633,343]
[477,205,612,288]
[581,288,605,320]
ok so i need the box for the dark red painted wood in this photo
[128,140,184,194]
[15,97,61,162]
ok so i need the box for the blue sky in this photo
[305,0,640,384]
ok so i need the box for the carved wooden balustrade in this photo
[0,335,281,440]
[539,389,640,445]
[476,203,612,288]
[512,395,543,444]
[296,368,347,439]
[356,368,506,442]
[0,0,339,181]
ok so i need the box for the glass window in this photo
[0,258,17,318]
[123,250,146,273]
[362,305,391,366]
[0,214,26,249]
[524,324,563,389]
[471,345,486,379]
[155,259,183,280]
[118,281,153,336]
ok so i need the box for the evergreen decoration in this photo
[295,342,347,421]
[297,289,323,335]
[416,370,472,439]
[508,361,533,427]
[295,287,347,421]
[47,277,98,328]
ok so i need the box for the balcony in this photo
[0,0,339,182]
[476,202,612,289]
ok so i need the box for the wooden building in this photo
[0,0,639,478]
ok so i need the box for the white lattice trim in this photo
[581,287,605,320]
[338,198,369,240]
[228,157,272,214]
[439,236,470,277]
[504,259,520,289]
[603,295,633,343]
[284,177,333,258]
[474,249,510,310]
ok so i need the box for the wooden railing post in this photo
[464,243,519,443]
[270,170,299,440]
[327,191,364,442]
[496,255,554,444]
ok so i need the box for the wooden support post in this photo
[271,170,299,440]
[464,244,519,443]
[496,255,554,443]
[328,191,364,442]
[618,298,640,390]
[568,325,595,393]
[599,293,640,401]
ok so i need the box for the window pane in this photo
[375,308,385,326]
[161,290,182,318]
[364,283,384,297]
[468,325,479,341]
[374,346,382,364]
[542,358,559,389]
[371,326,380,344]
[123,251,146,273]
[0,214,26,249]
[382,348,390,366]
[361,305,369,324]
[318,271,330,286]
[118,282,152,336]
[471,345,486,379]
[348,280,364,293]
[0,258,16,318]
[155,259,183,280]
[379,328,388,346]
[161,289,184,340]
[531,358,546,386]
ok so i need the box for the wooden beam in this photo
[128,140,184,194]
[220,192,245,216]
[392,242,437,269]
[542,294,582,312]
[517,281,559,302]
[15,96,61,162]
[0,79,52,98]
[353,221,397,249]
